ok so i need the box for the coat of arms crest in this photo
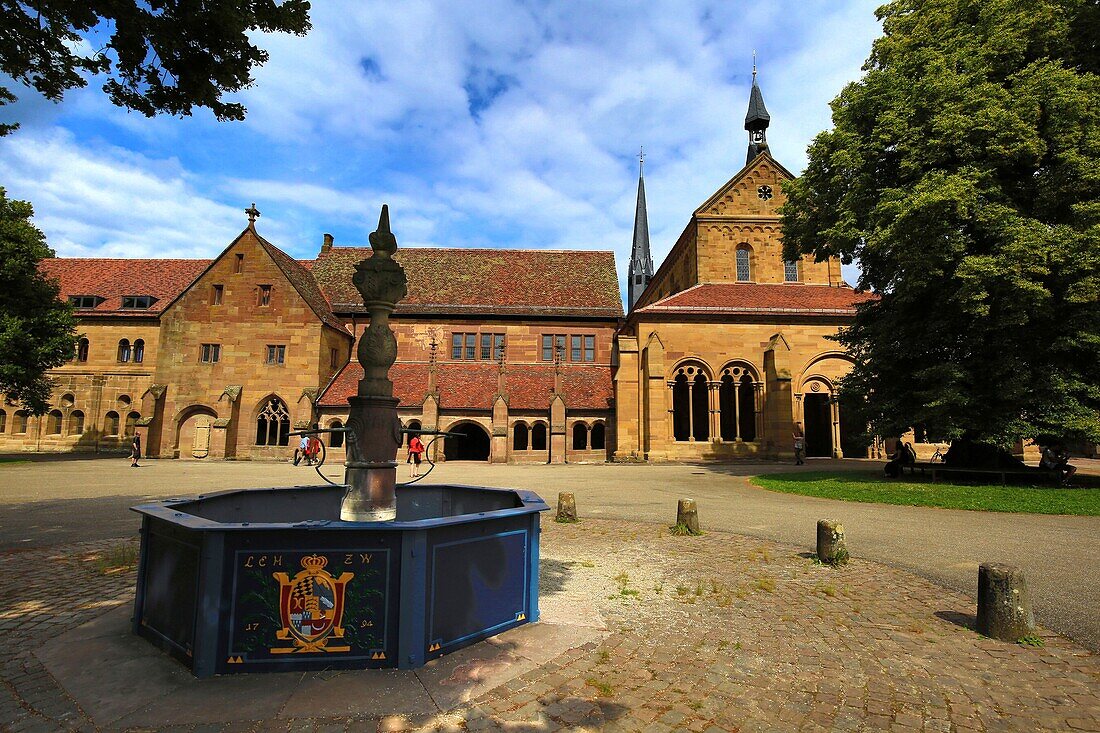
[271,554,353,654]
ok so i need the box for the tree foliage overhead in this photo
[0,189,79,415]
[781,0,1100,450]
[0,0,311,134]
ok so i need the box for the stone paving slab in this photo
[2,524,1100,731]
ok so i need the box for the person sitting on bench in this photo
[1040,444,1077,480]
[884,440,916,478]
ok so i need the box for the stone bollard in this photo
[675,498,701,535]
[556,492,578,523]
[816,519,848,565]
[977,563,1035,641]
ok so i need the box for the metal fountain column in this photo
[340,205,408,522]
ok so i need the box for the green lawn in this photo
[751,470,1100,516]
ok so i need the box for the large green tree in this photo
[0,0,311,135]
[0,189,79,414]
[781,0,1100,455]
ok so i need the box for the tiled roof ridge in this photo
[317,246,617,255]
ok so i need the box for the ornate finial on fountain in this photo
[352,204,409,398]
[368,204,398,258]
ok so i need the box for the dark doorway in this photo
[804,393,832,457]
[838,392,870,458]
[444,422,491,461]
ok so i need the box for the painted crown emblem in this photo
[300,554,328,571]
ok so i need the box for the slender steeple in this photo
[745,53,771,164]
[627,147,654,310]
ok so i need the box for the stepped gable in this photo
[40,258,210,314]
[311,247,623,318]
[318,361,612,410]
[636,283,876,315]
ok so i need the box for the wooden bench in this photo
[900,462,935,477]
[928,465,1063,486]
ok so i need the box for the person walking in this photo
[408,434,425,478]
[294,434,308,466]
[130,434,142,467]
[306,435,322,466]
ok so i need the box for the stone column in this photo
[341,206,408,522]
[831,395,844,459]
[977,563,1035,641]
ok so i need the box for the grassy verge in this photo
[0,456,30,466]
[751,471,1100,516]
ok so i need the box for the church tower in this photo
[627,149,654,310]
[745,60,771,164]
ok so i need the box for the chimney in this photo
[320,232,334,254]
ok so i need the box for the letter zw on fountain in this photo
[340,205,408,522]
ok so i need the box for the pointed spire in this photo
[627,147,654,310]
[745,56,771,164]
[369,203,398,257]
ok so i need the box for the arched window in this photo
[572,422,588,451]
[76,338,89,362]
[13,411,28,434]
[513,422,529,451]
[735,246,752,282]
[68,410,85,435]
[117,339,131,363]
[590,422,606,450]
[60,393,75,408]
[47,410,62,435]
[718,365,757,442]
[328,420,344,448]
[0,409,6,433]
[125,411,140,437]
[784,259,799,282]
[672,364,711,441]
[255,397,291,446]
[531,422,547,451]
[104,411,120,436]
[133,339,145,363]
[404,419,422,447]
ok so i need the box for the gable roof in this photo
[250,228,347,332]
[40,258,210,315]
[634,283,876,317]
[312,248,623,318]
[694,150,795,216]
[318,361,612,410]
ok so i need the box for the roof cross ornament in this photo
[752,50,757,83]
[245,202,260,224]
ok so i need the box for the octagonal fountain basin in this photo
[130,484,549,678]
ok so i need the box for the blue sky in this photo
[0,0,883,295]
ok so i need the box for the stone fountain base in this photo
[131,484,548,678]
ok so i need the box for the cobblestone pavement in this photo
[3,520,1100,732]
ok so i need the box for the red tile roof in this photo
[311,248,623,318]
[39,258,210,315]
[318,361,612,410]
[635,283,876,316]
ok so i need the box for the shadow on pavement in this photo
[935,610,977,631]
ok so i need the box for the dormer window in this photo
[121,295,157,309]
[69,296,102,309]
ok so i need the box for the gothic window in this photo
[784,260,799,282]
[105,411,120,436]
[328,420,344,448]
[530,422,547,451]
[513,422,529,451]
[117,339,131,363]
[47,410,62,435]
[14,411,29,434]
[255,397,290,446]
[718,366,757,442]
[736,247,752,282]
[572,422,588,451]
[68,410,85,435]
[671,364,711,441]
[133,339,145,363]
[590,422,606,450]
[76,338,89,362]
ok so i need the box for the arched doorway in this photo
[803,391,833,457]
[176,407,218,459]
[443,422,491,461]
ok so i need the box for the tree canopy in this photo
[0,0,311,135]
[781,0,1100,450]
[0,189,79,415]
